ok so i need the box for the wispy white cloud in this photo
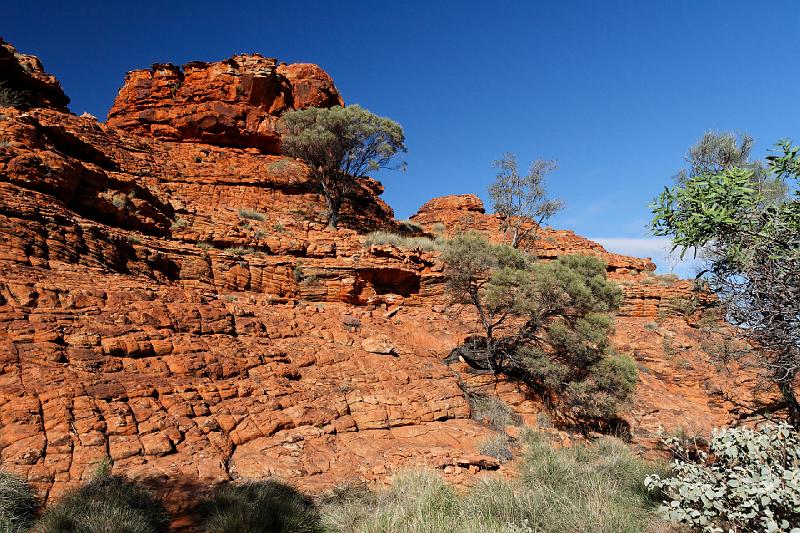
[590,237,702,276]
[591,237,672,259]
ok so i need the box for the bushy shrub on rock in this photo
[645,423,800,532]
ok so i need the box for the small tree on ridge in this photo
[488,153,564,248]
[279,104,406,228]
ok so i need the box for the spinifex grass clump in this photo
[0,471,38,533]
[35,461,169,533]
[198,480,323,533]
[363,231,442,252]
[320,431,669,533]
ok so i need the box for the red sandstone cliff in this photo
[0,40,758,524]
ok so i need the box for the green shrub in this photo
[645,423,800,532]
[0,471,37,532]
[36,471,169,533]
[238,208,267,221]
[198,480,322,533]
[364,231,441,252]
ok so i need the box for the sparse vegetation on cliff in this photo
[280,104,406,228]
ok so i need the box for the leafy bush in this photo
[36,471,169,533]
[198,480,322,533]
[645,423,800,532]
[238,208,267,221]
[443,233,632,421]
[0,471,37,532]
[364,231,442,252]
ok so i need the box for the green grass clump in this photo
[238,208,267,221]
[224,247,256,256]
[319,431,672,533]
[198,480,322,533]
[0,471,38,533]
[470,394,522,430]
[35,469,169,533]
[364,231,442,252]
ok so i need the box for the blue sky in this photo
[5,1,799,274]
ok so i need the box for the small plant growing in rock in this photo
[0,471,38,533]
[645,423,800,533]
[171,217,189,230]
[224,247,255,256]
[197,241,213,250]
[238,208,266,222]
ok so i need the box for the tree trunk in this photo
[779,380,800,429]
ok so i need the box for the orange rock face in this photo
[0,41,759,527]
[107,54,343,153]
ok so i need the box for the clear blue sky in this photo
[5,1,799,274]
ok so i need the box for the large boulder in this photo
[107,54,343,153]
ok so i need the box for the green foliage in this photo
[238,207,267,221]
[224,247,256,256]
[320,433,669,533]
[651,139,800,427]
[0,471,37,533]
[364,231,441,252]
[198,480,323,533]
[645,423,800,532]
[280,104,406,227]
[36,470,169,533]
[488,153,564,248]
[443,234,630,420]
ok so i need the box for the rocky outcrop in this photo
[0,38,70,111]
[107,54,343,153]
[0,41,761,526]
